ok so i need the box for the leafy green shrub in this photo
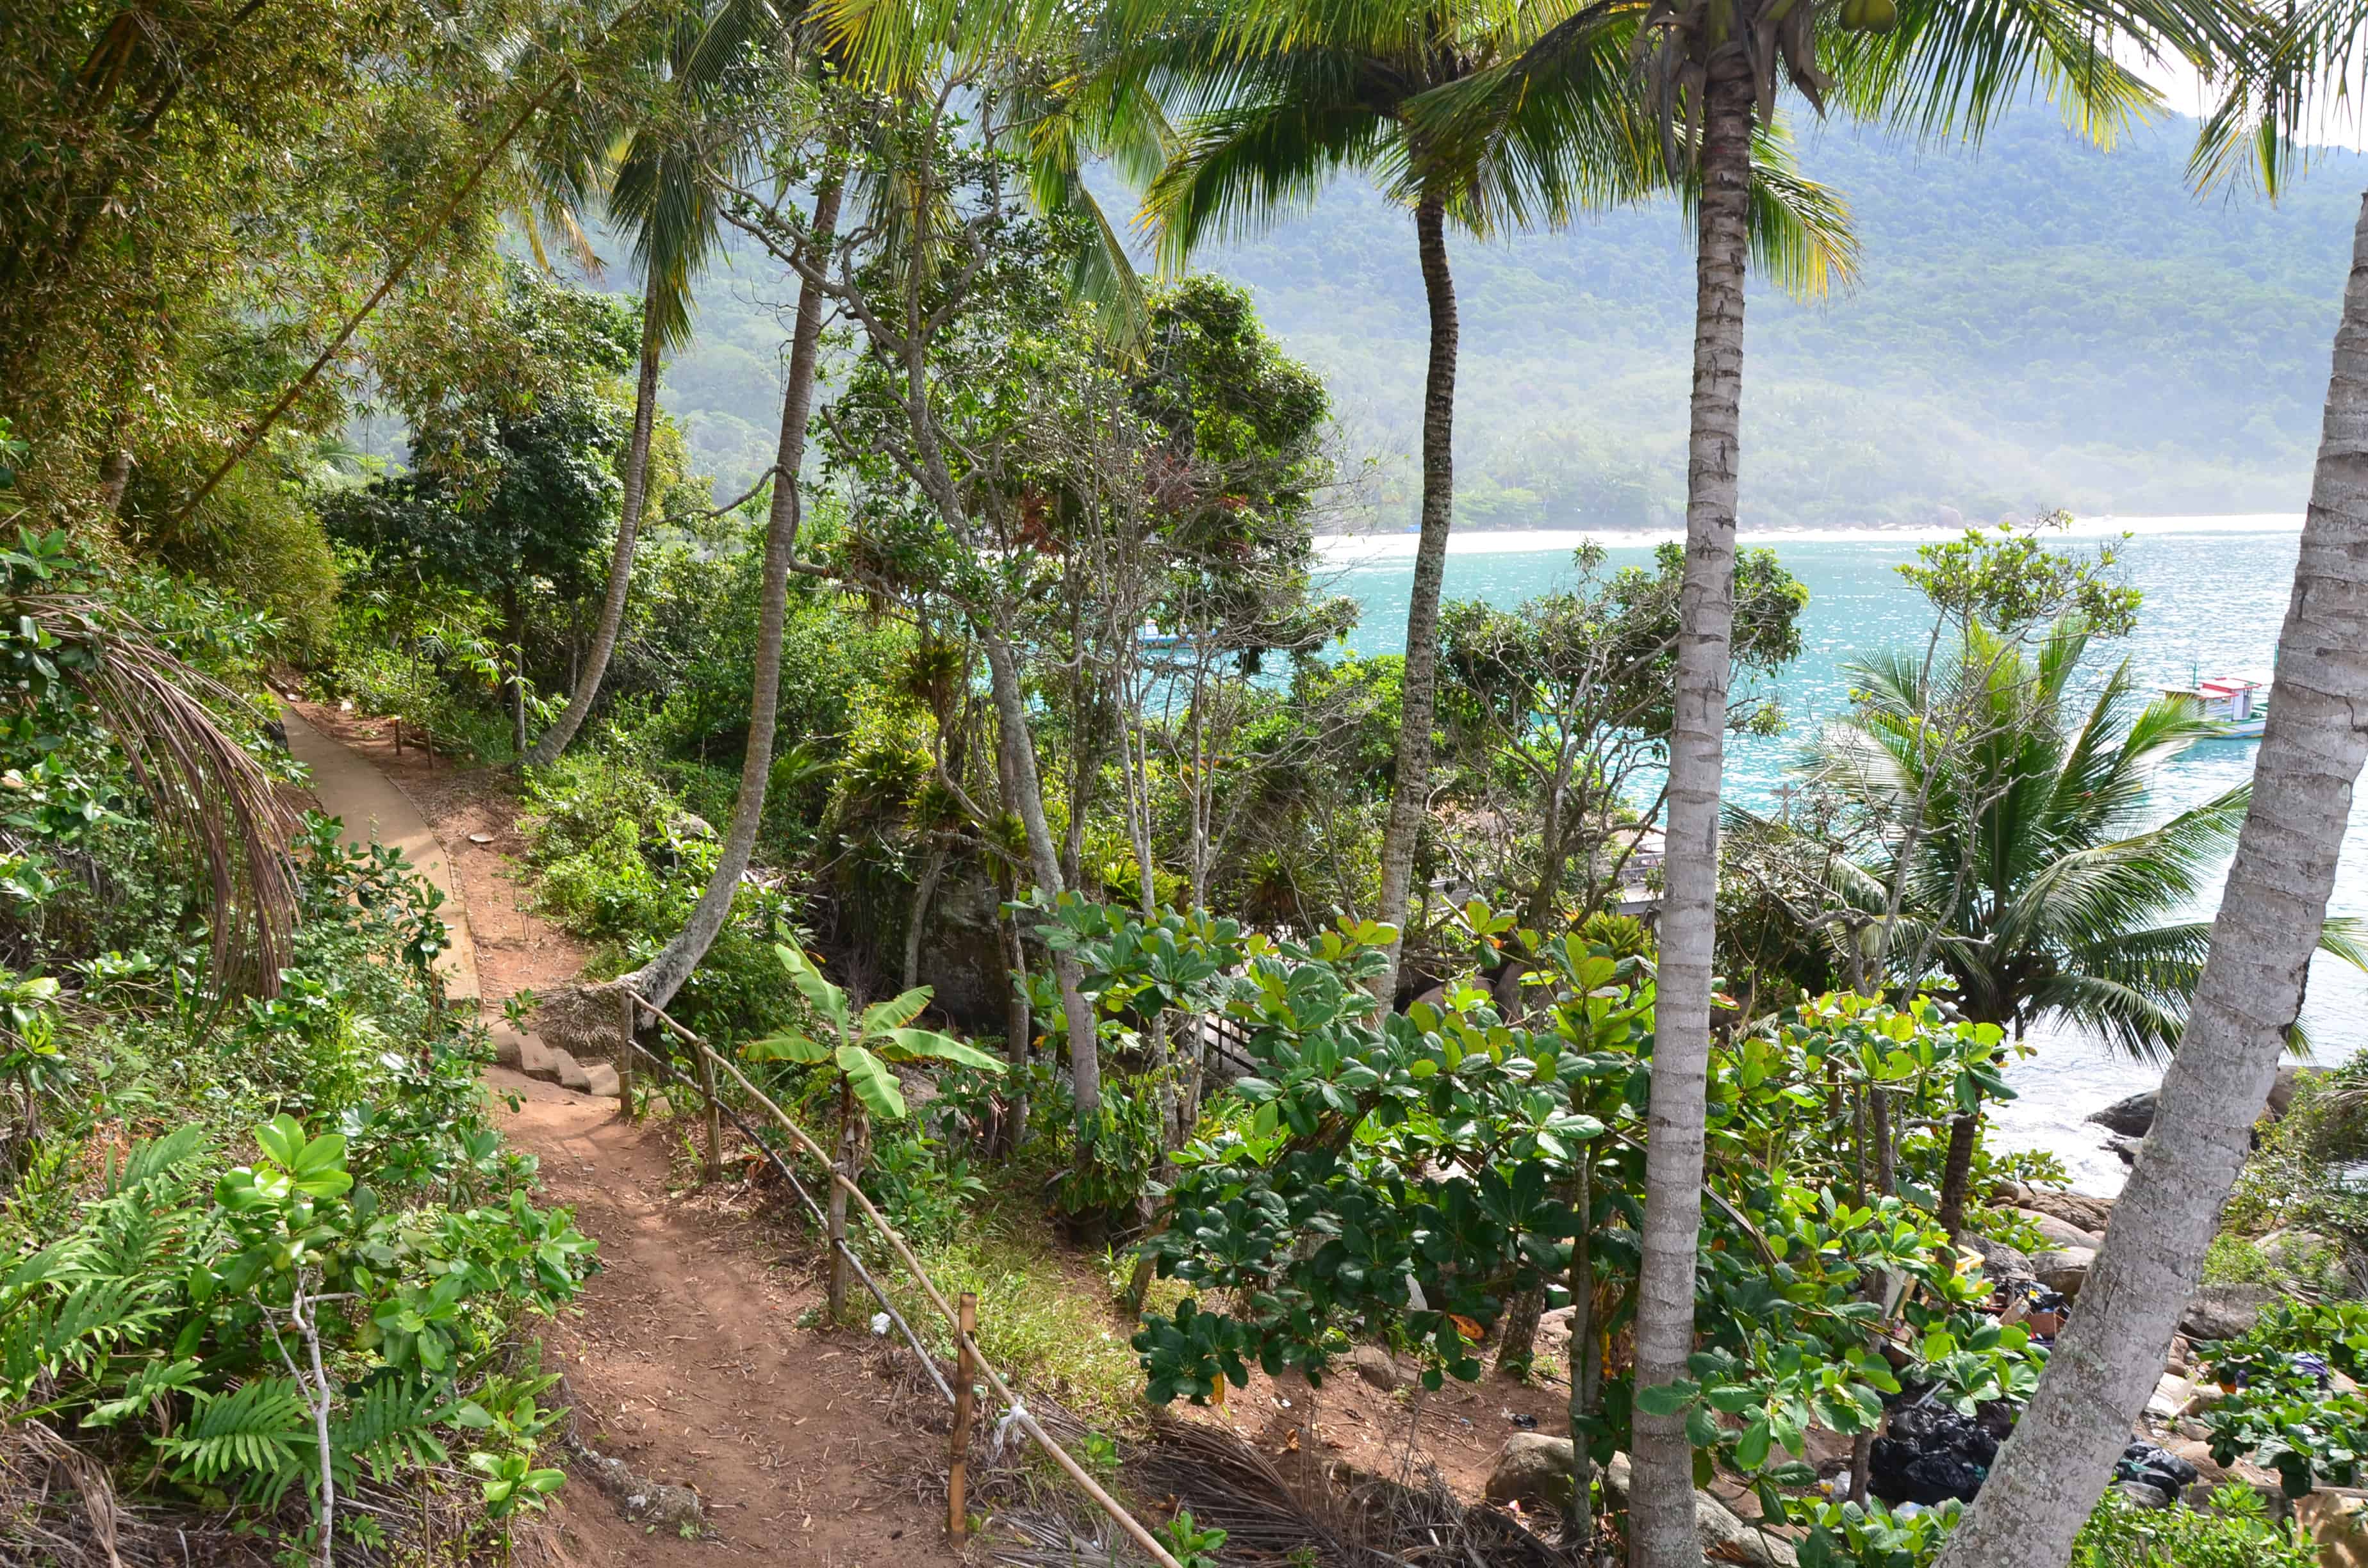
[2069,1485,2316,1566]
[2,1117,589,1531]
[2198,1301,2368,1495]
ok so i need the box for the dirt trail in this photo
[283,701,960,1568]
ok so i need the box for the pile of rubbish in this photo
[1867,1398,2014,1506]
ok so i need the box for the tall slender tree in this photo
[1417,4,2222,1559]
[1122,0,1853,1002]
[1931,10,2368,1558]
[525,0,773,766]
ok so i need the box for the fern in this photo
[82,1354,204,1427]
[330,1376,450,1482]
[160,1377,311,1505]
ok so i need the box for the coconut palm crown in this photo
[1788,619,2364,1059]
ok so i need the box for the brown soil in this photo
[286,700,958,1567]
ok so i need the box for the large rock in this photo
[2089,1091,2158,1138]
[2267,1065,2319,1121]
[2091,1069,2315,1140]
[2010,1208,2102,1250]
[2034,1246,2096,1297]
[2297,1489,2368,1568]
[1350,1345,1403,1392]
[1486,1441,1797,1567]
[2182,1284,2278,1343]
[2015,1189,2117,1236]
[1486,1432,1579,1512]
[1966,1234,2034,1282]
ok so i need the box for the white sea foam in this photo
[1313,512,2306,563]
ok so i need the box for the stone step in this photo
[490,1022,530,1069]
[581,1061,621,1099]
[518,1036,561,1082]
[551,1047,592,1093]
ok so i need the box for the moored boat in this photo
[2164,673,2267,738]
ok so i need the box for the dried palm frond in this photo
[12,584,300,997]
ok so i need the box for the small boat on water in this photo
[2165,673,2268,739]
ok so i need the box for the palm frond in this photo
[16,589,300,998]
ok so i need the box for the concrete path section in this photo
[280,704,480,1004]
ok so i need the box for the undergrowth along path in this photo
[284,703,960,1568]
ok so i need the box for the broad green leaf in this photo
[773,942,848,1029]
[255,1115,304,1171]
[745,1031,832,1064]
[861,988,933,1037]
[884,1029,1005,1072]
[837,1045,907,1121]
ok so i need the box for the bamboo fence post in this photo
[949,1291,976,1541]
[616,988,637,1122]
[698,1045,722,1181]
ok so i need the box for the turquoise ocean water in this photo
[1324,522,2367,1191]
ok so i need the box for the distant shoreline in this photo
[1313,512,2307,563]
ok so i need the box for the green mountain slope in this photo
[656,108,2365,528]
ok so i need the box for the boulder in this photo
[2016,1189,2117,1236]
[581,1060,620,1099]
[2296,1489,2368,1568]
[2189,1458,2292,1520]
[2181,1285,2278,1343]
[2267,1065,2320,1121]
[1487,1442,1796,1566]
[2010,1208,2102,1250]
[2034,1246,2096,1298]
[1967,1234,2034,1282]
[518,1036,561,1082]
[1486,1432,1580,1512]
[2089,1091,2158,1138]
[2109,1478,2174,1510]
[490,1022,528,1068]
[1351,1345,1404,1392]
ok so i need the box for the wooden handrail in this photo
[620,988,1185,1568]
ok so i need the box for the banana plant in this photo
[746,940,1003,1317]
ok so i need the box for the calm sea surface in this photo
[1325,522,2368,1193]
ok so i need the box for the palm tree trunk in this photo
[626,163,844,1009]
[1936,1109,1981,1240]
[524,268,664,767]
[1930,192,2368,1568]
[1372,193,1459,1000]
[1630,70,1754,1568]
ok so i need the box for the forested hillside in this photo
[657,108,2364,527]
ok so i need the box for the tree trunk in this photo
[902,839,950,992]
[1629,70,1754,1568]
[1371,195,1459,1000]
[1931,190,2368,1568]
[1495,1284,1545,1375]
[1003,910,1032,1154]
[1566,1160,1597,1549]
[506,585,527,756]
[979,619,1101,1123]
[1936,1109,1981,1241]
[525,267,665,767]
[626,165,843,1008]
[97,448,132,513]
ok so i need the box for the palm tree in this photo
[1411,4,2230,1560]
[1122,0,1854,1004]
[524,0,773,767]
[1804,621,2287,1057]
[1932,11,2368,1559]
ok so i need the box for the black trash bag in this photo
[2114,1441,2198,1506]
[1868,1402,2002,1506]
